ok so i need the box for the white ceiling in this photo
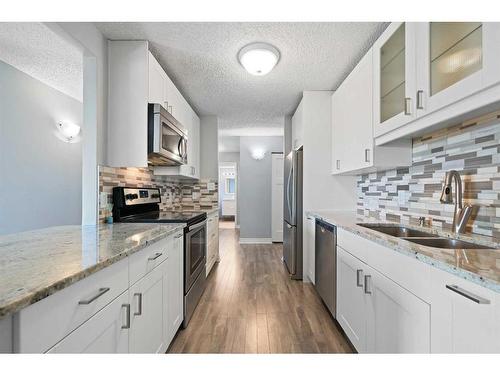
[95,22,387,136]
[0,22,83,101]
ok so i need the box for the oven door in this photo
[184,220,207,292]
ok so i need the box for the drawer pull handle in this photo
[364,275,372,294]
[78,287,110,305]
[148,252,163,261]
[445,284,490,304]
[121,303,131,329]
[134,293,143,316]
[356,269,364,287]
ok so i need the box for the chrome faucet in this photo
[439,170,473,234]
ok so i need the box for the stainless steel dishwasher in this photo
[314,219,337,318]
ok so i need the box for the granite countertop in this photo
[306,210,500,293]
[0,222,185,318]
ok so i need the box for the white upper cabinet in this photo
[108,41,200,176]
[373,22,417,138]
[415,22,500,117]
[332,47,411,175]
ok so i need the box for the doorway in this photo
[218,162,238,229]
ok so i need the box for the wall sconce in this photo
[251,148,266,160]
[56,121,81,143]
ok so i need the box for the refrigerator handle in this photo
[286,164,293,220]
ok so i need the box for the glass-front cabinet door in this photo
[416,22,500,116]
[373,22,417,137]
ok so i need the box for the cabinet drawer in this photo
[14,258,128,353]
[129,235,172,286]
[46,291,129,353]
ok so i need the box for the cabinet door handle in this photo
[148,252,163,261]
[404,97,412,115]
[364,275,372,294]
[134,293,143,316]
[168,105,173,114]
[356,269,364,287]
[121,303,131,329]
[416,90,424,110]
[336,160,340,170]
[78,287,110,305]
[445,284,490,304]
[364,149,370,163]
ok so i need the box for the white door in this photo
[365,264,430,353]
[337,247,368,353]
[271,153,284,242]
[47,291,130,353]
[129,263,165,353]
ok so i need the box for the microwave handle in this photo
[178,138,183,159]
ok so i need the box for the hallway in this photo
[168,227,353,353]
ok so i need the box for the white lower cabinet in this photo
[365,266,430,353]
[12,230,185,353]
[206,212,219,276]
[337,246,430,353]
[337,247,368,352]
[47,291,130,353]
[430,268,500,353]
[304,215,316,284]
[129,262,166,354]
[164,232,184,345]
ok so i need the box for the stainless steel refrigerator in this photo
[283,147,303,280]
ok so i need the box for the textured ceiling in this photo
[95,22,388,135]
[0,22,83,101]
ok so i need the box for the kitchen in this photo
[1,2,500,370]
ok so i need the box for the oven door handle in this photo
[188,220,206,232]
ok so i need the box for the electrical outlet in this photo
[207,182,215,191]
[99,192,108,208]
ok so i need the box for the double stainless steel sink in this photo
[357,223,492,250]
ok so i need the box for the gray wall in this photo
[0,61,82,235]
[200,115,219,180]
[239,136,283,239]
[218,152,240,225]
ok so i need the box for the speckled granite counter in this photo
[306,210,500,293]
[0,223,185,318]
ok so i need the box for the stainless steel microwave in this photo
[148,103,188,166]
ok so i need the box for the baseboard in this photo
[239,237,272,244]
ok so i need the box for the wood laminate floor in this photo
[168,227,353,354]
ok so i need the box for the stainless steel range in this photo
[112,187,207,328]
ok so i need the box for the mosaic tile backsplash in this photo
[358,110,500,239]
[99,166,218,222]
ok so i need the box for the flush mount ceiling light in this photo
[238,42,280,76]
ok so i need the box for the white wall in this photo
[239,136,283,241]
[0,61,82,235]
[200,115,219,180]
[55,23,108,225]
